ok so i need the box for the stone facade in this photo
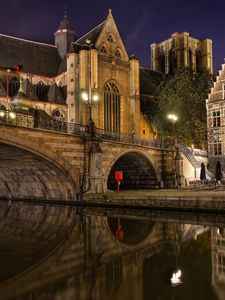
[151,32,213,74]
[206,63,225,169]
[0,10,155,139]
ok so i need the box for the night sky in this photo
[0,0,224,73]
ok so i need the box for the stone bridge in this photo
[0,120,175,200]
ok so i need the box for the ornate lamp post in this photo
[80,39,99,126]
[167,113,179,187]
[80,39,104,194]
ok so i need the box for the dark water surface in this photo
[0,200,223,300]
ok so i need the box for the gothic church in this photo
[0,10,157,138]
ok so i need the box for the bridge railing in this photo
[0,109,170,149]
[37,117,86,136]
[0,109,87,136]
[96,128,163,148]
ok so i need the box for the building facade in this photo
[0,10,156,138]
[206,63,225,169]
[151,32,213,74]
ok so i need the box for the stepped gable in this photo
[0,80,6,97]
[0,34,62,77]
[207,63,225,103]
[47,83,65,104]
[22,78,38,100]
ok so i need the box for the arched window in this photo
[115,49,121,58]
[100,45,107,54]
[104,82,120,132]
[107,34,114,43]
[9,77,20,97]
[36,81,49,101]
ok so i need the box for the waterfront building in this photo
[151,32,213,74]
[206,62,225,169]
[0,10,159,139]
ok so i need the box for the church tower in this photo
[54,10,77,59]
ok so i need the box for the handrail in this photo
[0,109,168,149]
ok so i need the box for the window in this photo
[104,82,120,132]
[213,111,220,127]
[100,45,107,54]
[52,110,64,121]
[115,49,121,58]
[9,77,20,97]
[107,35,114,43]
[36,81,49,101]
[214,141,222,155]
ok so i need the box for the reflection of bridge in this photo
[0,202,212,300]
[0,111,176,200]
[0,202,173,299]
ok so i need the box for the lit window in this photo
[214,141,222,155]
[213,111,220,127]
[104,82,120,132]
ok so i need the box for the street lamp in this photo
[80,39,99,123]
[167,113,178,146]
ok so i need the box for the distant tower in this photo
[151,32,213,74]
[54,7,77,59]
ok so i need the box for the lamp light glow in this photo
[170,269,182,286]
[81,91,88,102]
[92,94,99,102]
[9,112,16,119]
[0,111,5,117]
[168,113,178,122]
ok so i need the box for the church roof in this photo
[75,21,106,46]
[57,56,67,74]
[0,34,62,77]
[47,83,65,104]
[58,16,75,31]
[140,67,163,95]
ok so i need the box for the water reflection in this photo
[0,201,221,299]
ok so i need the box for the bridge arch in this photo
[0,127,80,200]
[108,217,155,246]
[107,150,159,190]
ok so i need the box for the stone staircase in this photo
[179,144,201,168]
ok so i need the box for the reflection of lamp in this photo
[170,269,182,286]
[115,217,124,240]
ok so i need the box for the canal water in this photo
[0,200,223,300]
